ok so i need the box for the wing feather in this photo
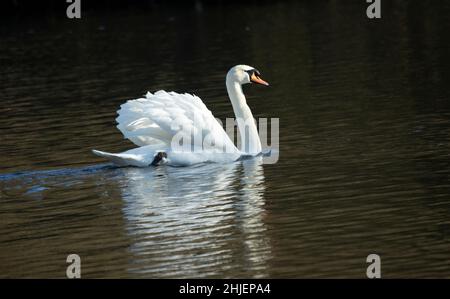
[116,90,237,153]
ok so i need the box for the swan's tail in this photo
[92,144,166,167]
[92,149,149,167]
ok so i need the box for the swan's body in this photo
[92,65,269,166]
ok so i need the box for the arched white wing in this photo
[116,90,238,153]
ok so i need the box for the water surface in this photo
[1,1,450,278]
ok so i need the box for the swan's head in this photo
[227,65,269,86]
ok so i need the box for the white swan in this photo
[92,65,269,167]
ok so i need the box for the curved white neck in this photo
[226,79,262,154]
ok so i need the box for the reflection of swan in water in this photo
[118,157,270,278]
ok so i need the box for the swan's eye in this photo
[245,69,256,78]
[246,68,260,76]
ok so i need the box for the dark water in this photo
[1,1,450,278]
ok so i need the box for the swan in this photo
[92,65,269,167]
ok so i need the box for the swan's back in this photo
[116,90,238,154]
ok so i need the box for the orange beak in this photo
[250,73,269,86]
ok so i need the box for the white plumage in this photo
[117,91,237,151]
[92,65,268,167]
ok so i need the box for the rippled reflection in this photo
[118,157,270,278]
[2,0,450,278]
